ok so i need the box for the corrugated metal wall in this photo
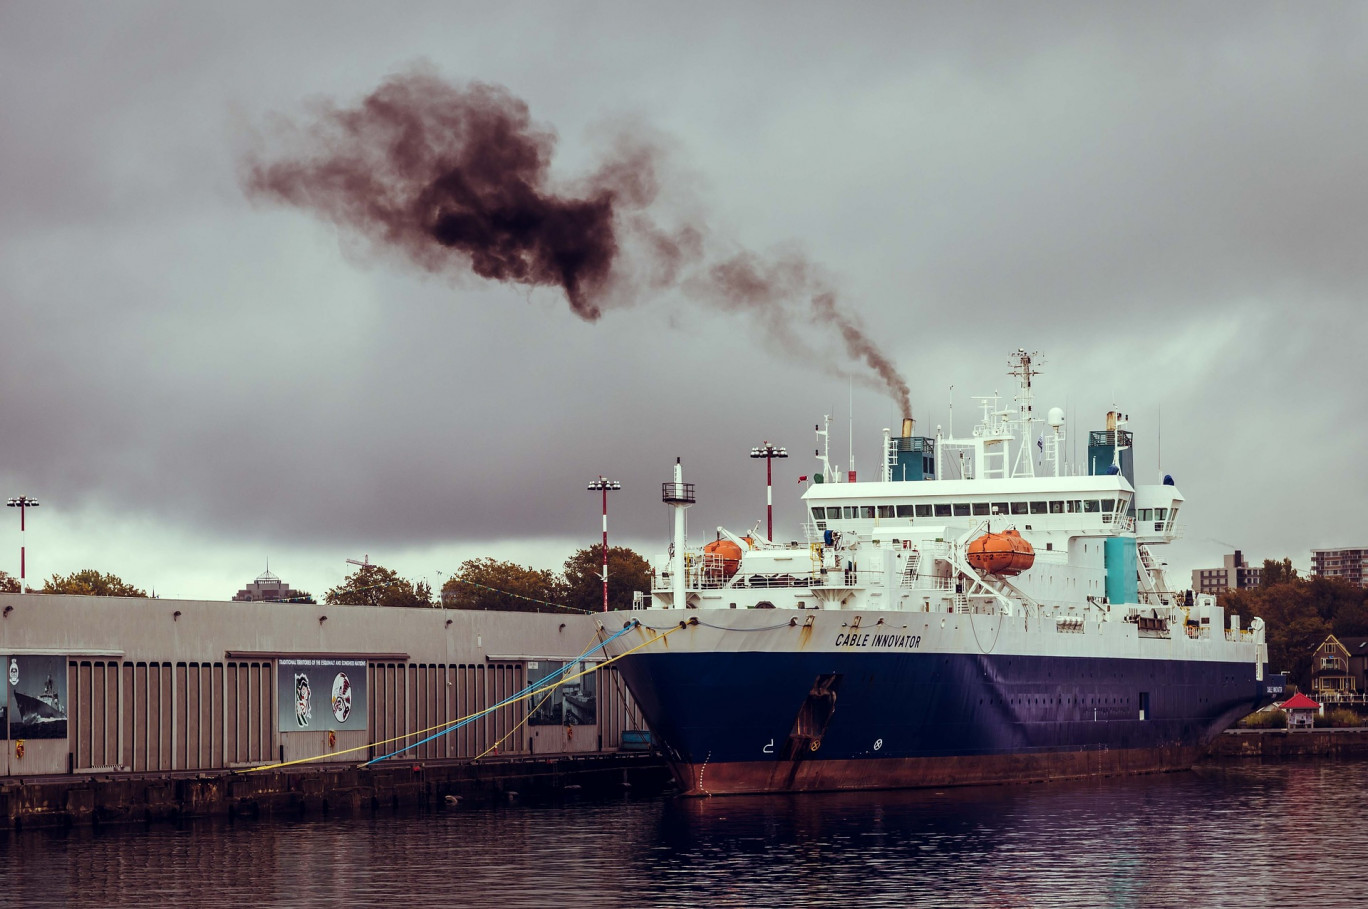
[63,658,635,773]
[367,662,525,761]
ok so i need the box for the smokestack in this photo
[901,417,913,438]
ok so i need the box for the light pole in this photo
[750,442,787,542]
[586,477,621,612]
[7,496,40,593]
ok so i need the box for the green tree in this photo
[1261,558,1298,587]
[561,545,652,612]
[325,564,434,608]
[35,569,148,597]
[442,558,562,612]
[0,571,19,593]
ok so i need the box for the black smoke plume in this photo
[242,68,912,415]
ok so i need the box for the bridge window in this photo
[861,506,876,519]
[972,503,991,516]
[1049,501,1064,513]
[992,502,1010,515]
[915,504,932,517]
[1010,502,1029,515]
[1138,508,1153,522]
[877,505,895,518]
[1030,501,1048,514]
[953,503,971,516]
[1102,499,1116,514]
[896,505,915,518]
[843,507,857,519]
[1082,500,1100,513]
[934,504,951,517]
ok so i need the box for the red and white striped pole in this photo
[7,496,39,593]
[586,478,620,611]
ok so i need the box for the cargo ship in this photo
[603,350,1281,795]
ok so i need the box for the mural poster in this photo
[527,659,597,727]
[7,654,69,740]
[277,658,369,732]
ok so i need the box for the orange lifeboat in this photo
[703,539,743,579]
[966,529,1035,576]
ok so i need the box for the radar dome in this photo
[1047,407,1065,427]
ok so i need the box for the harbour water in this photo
[5,760,1364,908]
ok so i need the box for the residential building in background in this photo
[1340,636,1368,698]
[1310,547,1368,588]
[1191,550,1262,595]
[1310,635,1356,703]
[232,569,307,603]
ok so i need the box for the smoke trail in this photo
[242,72,648,320]
[812,293,912,418]
[242,68,912,413]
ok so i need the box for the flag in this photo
[798,475,808,483]
[1036,434,1043,451]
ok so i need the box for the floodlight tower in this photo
[6,496,39,593]
[586,477,621,612]
[750,442,788,542]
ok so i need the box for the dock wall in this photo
[1204,728,1368,761]
[0,753,671,829]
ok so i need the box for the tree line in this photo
[324,546,651,613]
[1221,558,1368,690]
[0,544,653,614]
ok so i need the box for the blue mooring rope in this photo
[363,622,636,765]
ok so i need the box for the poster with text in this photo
[277,658,369,732]
[527,659,597,726]
[7,654,69,739]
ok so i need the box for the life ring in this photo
[14,739,24,760]
[328,730,337,748]
[566,725,574,740]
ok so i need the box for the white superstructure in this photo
[647,350,1261,662]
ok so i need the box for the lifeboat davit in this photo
[966,529,1035,576]
[703,539,743,579]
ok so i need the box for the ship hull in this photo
[614,644,1272,796]
[669,746,1205,795]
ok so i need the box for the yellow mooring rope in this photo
[237,619,679,774]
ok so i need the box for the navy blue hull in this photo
[616,650,1273,794]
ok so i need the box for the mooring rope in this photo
[471,688,556,762]
[236,618,680,773]
[362,621,676,765]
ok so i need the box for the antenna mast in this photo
[1007,349,1043,478]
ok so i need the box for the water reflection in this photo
[4,762,1364,908]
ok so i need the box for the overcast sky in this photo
[2,2,1365,600]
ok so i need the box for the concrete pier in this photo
[0,753,670,829]
[1203,727,1368,761]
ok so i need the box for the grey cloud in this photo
[1,2,1365,596]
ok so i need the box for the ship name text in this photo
[833,632,922,649]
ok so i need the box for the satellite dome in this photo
[1047,407,1065,427]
